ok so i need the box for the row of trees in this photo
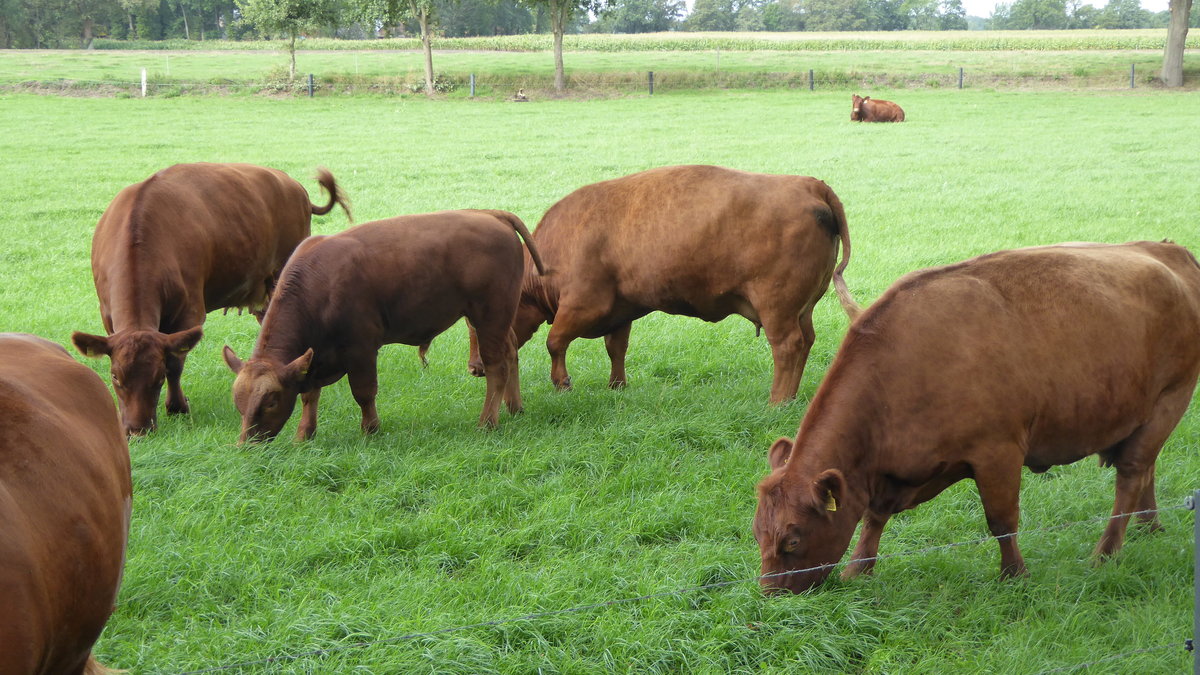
[0,0,1192,89]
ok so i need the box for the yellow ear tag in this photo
[825,490,838,512]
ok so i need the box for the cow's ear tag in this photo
[825,490,838,512]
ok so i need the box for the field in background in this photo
[2,89,1200,672]
[4,30,1199,95]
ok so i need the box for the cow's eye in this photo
[783,538,800,553]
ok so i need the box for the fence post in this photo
[470,73,475,98]
[141,68,146,97]
[809,69,814,91]
[959,67,964,89]
[1191,490,1200,674]
[308,73,314,97]
[648,71,654,95]
[1130,63,1135,89]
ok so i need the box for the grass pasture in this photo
[2,88,1200,673]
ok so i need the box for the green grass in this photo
[2,88,1199,673]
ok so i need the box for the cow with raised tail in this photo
[0,334,132,674]
[851,94,905,122]
[72,162,350,436]
[222,209,544,441]
[467,164,860,404]
[754,241,1200,594]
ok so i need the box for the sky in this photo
[959,0,1168,17]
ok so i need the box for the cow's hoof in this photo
[608,379,627,389]
[468,363,486,377]
[553,377,572,391]
[166,398,190,415]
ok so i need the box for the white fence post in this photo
[141,68,147,97]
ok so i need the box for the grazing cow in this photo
[0,334,132,674]
[468,164,859,404]
[850,94,905,122]
[222,209,544,441]
[71,162,350,436]
[753,241,1200,594]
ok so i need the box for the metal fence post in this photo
[959,67,964,89]
[308,73,314,97]
[809,69,814,91]
[648,71,654,95]
[1130,63,1136,89]
[470,73,475,98]
[1190,490,1200,674]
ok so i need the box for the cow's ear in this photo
[285,348,314,384]
[164,326,203,356]
[222,345,244,374]
[71,332,111,359]
[768,437,794,470]
[812,469,846,516]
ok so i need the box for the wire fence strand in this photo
[169,504,1190,674]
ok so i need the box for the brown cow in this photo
[0,334,132,674]
[754,241,1200,594]
[71,162,350,436]
[468,165,859,404]
[222,209,544,441]
[851,94,905,122]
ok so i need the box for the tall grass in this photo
[1,89,1198,673]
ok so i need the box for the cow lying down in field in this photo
[72,162,350,436]
[223,209,544,441]
[754,241,1200,594]
[851,94,905,122]
[468,164,860,404]
[0,334,132,674]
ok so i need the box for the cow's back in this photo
[0,334,131,674]
[833,241,1200,459]
[91,163,314,317]
[534,165,841,313]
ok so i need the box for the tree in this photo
[867,0,907,29]
[939,0,966,28]
[351,0,440,96]
[440,0,532,36]
[1096,0,1148,28]
[805,0,869,30]
[236,0,340,80]
[1162,0,1191,85]
[522,0,606,92]
[1004,0,1068,28]
[594,0,682,32]
[684,0,736,29]
[760,0,803,31]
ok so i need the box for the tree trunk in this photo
[81,17,93,49]
[1161,0,1192,86]
[128,12,136,39]
[181,2,190,40]
[552,0,567,92]
[420,9,434,97]
[289,31,297,81]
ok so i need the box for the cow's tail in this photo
[84,655,126,674]
[485,210,546,277]
[310,168,352,222]
[825,184,862,322]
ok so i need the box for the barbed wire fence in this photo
[161,500,1198,674]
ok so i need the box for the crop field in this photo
[2,87,1200,673]
[5,30,1199,94]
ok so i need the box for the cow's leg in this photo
[296,388,321,441]
[466,319,484,377]
[164,346,190,415]
[473,322,515,428]
[502,330,523,415]
[971,453,1027,579]
[1135,465,1164,533]
[604,323,632,389]
[347,356,381,435]
[842,509,892,579]
[1095,388,1189,558]
[759,309,810,405]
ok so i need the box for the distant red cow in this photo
[467,164,860,404]
[72,162,350,436]
[0,334,132,674]
[222,209,544,441]
[754,241,1200,594]
[851,94,905,122]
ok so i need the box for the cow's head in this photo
[222,345,311,443]
[72,327,203,436]
[851,94,865,121]
[752,437,858,594]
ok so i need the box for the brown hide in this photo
[469,165,858,404]
[71,162,349,436]
[0,334,132,674]
[222,209,541,441]
[851,94,905,122]
[754,241,1200,593]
